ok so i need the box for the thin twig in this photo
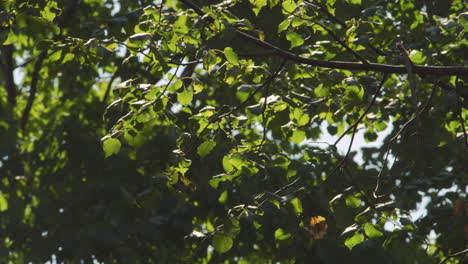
[274,176,302,195]
[102,72,118,103]
[328,120,358,178]
[313,20,369,65]
[260,78,271,147]
[307,0,390,58]
[373,83,436,198]
[455,76,468,149]
[217,61,286,121]
[397,43,422,143]
[334,73,388,146]
[329,74,387,179]
[179,0,468,76]
[343,165,373,207]
[237,50,278,57]
[438,248,468,264]
[260,59,287,147]
[305,0,346,28]
[15,49,60,69]
[284,9,368,65]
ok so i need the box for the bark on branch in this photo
[180,0,468,77]
[21,52,46,131]
[1,45,17,106]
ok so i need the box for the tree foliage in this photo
[0,0,467,263]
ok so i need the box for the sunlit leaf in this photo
[275,228,292,240]
[197,140,216,158]
[346,0,361,5]
[409,50,426,64]
[212,235,233,253]
[178,89,193,106]
[103,138,122,157]
[282,0,296,13]
[218,190,228,203]
[278,19,291,33]
[291,130,306,144]
[363,223,383,238]
[344,233,364,249]
[0,193,8,212]
[249,0,267,8]
[345,195,362,208]
[224,47,240,66]
[290,197,302,216]
[286,32,304,48]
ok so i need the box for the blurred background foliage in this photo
[0,0,467,263]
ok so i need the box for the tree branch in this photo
[1,45,17,106]
[455,76,468,149]
[283,9,369,65]
[438,248,468,264]
[179,0,468,77]
[398,43,422,143]
[21,51,46,131]
[305,0,347,28]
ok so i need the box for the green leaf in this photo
[344,233,364,249]
[0,193,8,212]
[269,0,280,8]
[374,121,388,132]
[62,53,75,63]
[224,47,240,66]
[40,1,60,22]
[291,130,306,144]
[212,235,233,254]
[286,32,304,48]
[49,50,63,62]
[218,190,228,203]
[364,130,377,142]
[169,80,183,93]
[193,82,204,94]
[314,84,330,97]
[345,195,361,208]
[174,15,189,34]
[278,19,291,33]
[274,228,292,241]
[292,108,310,127]
[363,223,383,238]
[103,138,122,157]
[3,31,18,45]
[229,153,246,169]
[282,0,296,13]
[344,85,364,102]
[290,197,302,216]
[177,89,193,106]
[409,50,426,64]
[249,0,267,8]
[223,155,234,172]
[346,0,361,5]
[197,140,216,158]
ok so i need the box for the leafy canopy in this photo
[0,0,467,263]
